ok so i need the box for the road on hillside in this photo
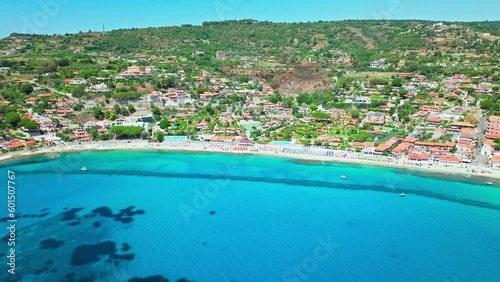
[32,81,77,101]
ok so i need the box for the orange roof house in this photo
[393,142,411,155]
[352,142,375,149]
[439,156,462,164]
[374,138,400,154]
[451,122,475,129]
[427,117,442,125]
[409,152,432,161]
[414,141,456,151]
[404,136,418,143]
[492,155,500,163]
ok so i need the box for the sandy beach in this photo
[1,140,499,181]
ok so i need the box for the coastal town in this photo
[0,20,499,178]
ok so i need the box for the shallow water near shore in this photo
[1,151,500,281]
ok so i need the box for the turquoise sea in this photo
[1,151,500,282]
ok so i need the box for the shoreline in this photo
[1,140,499,181]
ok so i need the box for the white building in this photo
[0,67,11,73]
[89,83,110,92]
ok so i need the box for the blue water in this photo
[1,151,500,282]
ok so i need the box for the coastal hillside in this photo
[1,20,498,97]
[1,20,499,69]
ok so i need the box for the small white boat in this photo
[400,193,406,197]
[81,167,88,171]
[464,174,471,179]
[340,175,348,179]
[486,182,493,185]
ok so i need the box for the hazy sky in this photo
[0,0,498,38]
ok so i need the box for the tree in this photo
[108,112,116,121]
[72,85,85,98]
[5,112,21,127]
[283,97,294,108]
[57,58,70,67]
[159,119,171,129]
[151,106,161,116]
[113,91,141,100]
[20,83,33,94]
[127,104,136,114]
[269,93,282,103]
[113,104,121,115]
[391,78,404,87]
[310,104,318,111]
[121,106,129,116]
[18,118,39,130]
[334,79,348,89]
[237,75,250,84]
[73,103,84,111]
[494,139,500,151]
[109,126,144,139]
[92,107,105,120]
[311,111,330,120]
[87,127,99,139]
[480,100,494,110]
[351,111,359,119]
[399,89,408,97]
[164,76,175,88]
[156,132,165,142]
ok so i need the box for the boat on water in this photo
[400,193,406,197]
[81,167,88,171]
[464,174,471,179]
[486,182,493,185]
[340,175,348,179]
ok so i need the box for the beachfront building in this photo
[414,141,456,152]
[392,142,411,157]
[492,155,500,170]
[351,142,375,151]
[374,138,400,155]
[5,140,37,151]
[439,156,463,166]
[408,152,432,163]
[211,136,235,142]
